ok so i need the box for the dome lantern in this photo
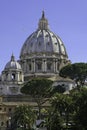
[11,53,15,62]
[38,11,49,30]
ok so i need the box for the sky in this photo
[0,0,87,73]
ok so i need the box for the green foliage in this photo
[52,84,66,94]
[21,78,53,98]
[18,74,87,129]
[50,93,74,129]
[60,63,87,87]
[48,87,87,130]
[21,78,53,118]
[47,88,87,130]
[12,86,87,130]
[70,87,87,129]
[47,108,64,130]
[11,105,36,130]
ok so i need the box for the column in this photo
[55,59,58,73]
[26,60,29,72]
[42,59,47,72]
[32,59,35,72]
[53,59,56,73]
[15,72,19,81]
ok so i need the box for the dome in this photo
[1,54,24,85]
[19,11,70,79]
[20,11,68,59]
[5,54,22,70]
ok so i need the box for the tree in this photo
[60,63,87,87]
[46,107,64,130]
[48,93,74,129]
[21,78,53,119]
[11,105,36,130]
[70,87,87,129]
[52,84,66,94]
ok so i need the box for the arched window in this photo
[37,63,42,70]
[11,73,15,80]
[47,63,51,70]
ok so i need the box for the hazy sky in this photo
[0,0,87,73]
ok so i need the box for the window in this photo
[47,63,51,70]
[37,63,42,70]
[55,42,57,45]
[8,108,12,112]
[29,64,31,71]
[11,73,15,80]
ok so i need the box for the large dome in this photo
[19,11,70,79]
[20,11,68,59]
[20,30,68,58]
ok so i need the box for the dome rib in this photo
[46,29,54,52]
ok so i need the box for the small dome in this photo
[5,54,22,70]
[20,11,68,59]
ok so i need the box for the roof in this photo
[48,76,74,83]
